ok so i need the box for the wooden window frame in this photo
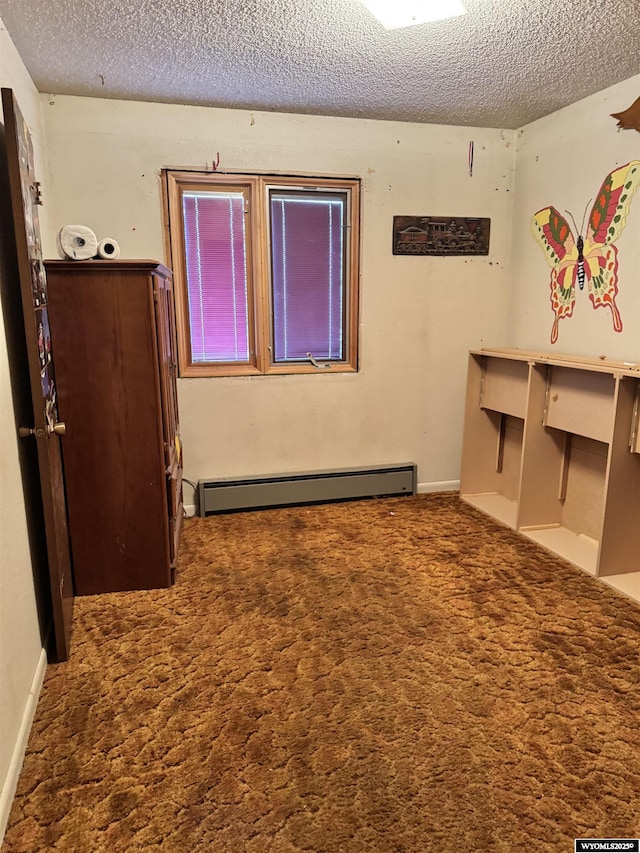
[163,170,361,378]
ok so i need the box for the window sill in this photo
[179,362,358,378]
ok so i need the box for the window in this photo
[163,171,360,377]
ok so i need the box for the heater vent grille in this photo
[198,464,416,516]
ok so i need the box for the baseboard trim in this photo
[0,647,48,843]
[417,479,460,494]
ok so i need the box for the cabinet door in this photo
[153,271,181,470]
[153,271,183,564]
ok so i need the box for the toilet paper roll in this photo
[57,225,98,260]
[97,238,121,259]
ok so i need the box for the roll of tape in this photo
[57,225,98,260]
[97,238,121,259]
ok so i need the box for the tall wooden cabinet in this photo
[45,260,183,595]
[460,348,640,601]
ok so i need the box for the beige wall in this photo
[0,16,51,833]
[510,76,640,360]
[41,97,516,501]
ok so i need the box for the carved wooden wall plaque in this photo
[393,216,490,256]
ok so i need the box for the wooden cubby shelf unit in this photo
[460,348,640,601]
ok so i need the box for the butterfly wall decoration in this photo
[611,96,640,133]
[531,160,640,344]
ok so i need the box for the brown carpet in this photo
[4,493,640,852]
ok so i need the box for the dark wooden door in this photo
[2,88,73,661]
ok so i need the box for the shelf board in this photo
[599,572,640,605]
[521,526,598,576]
[461,493,518,529]
[472,347,640,377]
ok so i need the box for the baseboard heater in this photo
[198,464,417,516]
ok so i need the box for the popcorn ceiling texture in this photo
[1,0,639,128]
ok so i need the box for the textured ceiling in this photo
[1,0,639,129]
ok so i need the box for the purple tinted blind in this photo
[182,192,249,362]
[270,192,346,362]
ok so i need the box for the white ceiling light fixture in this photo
[359,0,467,29]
